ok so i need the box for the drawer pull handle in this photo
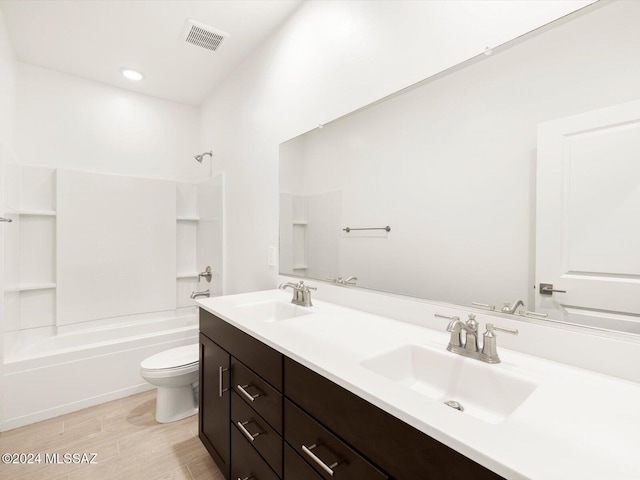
[237,384,262,402]
[218,366,229,398]
[237,420,262,442]
[302,443,342,477]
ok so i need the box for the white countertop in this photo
[198,289,640,480]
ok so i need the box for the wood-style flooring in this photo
[0,389,224,480]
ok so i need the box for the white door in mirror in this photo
[536,99,640,332]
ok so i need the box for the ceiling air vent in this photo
[181,19,229,52]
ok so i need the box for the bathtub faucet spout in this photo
[190,289,210,300]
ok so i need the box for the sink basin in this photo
[232,300,313,322]
[361,344,537,424]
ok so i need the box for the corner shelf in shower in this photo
[4,282,57,292]
[292,264,308,270]
[292,220,308,225]
[177,216,199,222]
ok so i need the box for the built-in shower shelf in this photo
[177,272,199,279]
[17,210,57,216]
[5,282,57,292]
[177,216,199,222]
[292,220,308,225]
[292,264,308,270]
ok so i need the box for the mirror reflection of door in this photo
[536,99,640,333]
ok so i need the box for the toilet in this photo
[140,344,199,423]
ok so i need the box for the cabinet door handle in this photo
[237,476,254,480]
[237,384,262,402]
[301,443,342,477]
[218,366,229,397]
[237,420,262,442]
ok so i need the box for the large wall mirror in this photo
[279,1,640,336]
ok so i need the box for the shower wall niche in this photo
[3,161,223,344]
[176,176,223,308]
[3,163,56,333]
[279,191,340,281]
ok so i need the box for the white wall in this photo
[0,8,16,150]
[199,0,594,294]
[15,63,202,182]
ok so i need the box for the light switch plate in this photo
[268,246,277,267]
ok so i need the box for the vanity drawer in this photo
[231,423,279,480]
[285,399,388,480]
[284,357,504,480]
[200,309,283,390]
[232,357,283,434]
[284,443,323,480]
[231,391,283,477]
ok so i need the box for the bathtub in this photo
[1,308,199,431]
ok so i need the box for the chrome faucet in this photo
[442,315,462,348]
[461,313,479,352]
[279,280,316,307]
[501,299,525,314]
[435,313,518,363]
[190,289,210,299]
[327,275,358,286]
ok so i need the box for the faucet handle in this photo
[482,324,518,363]
[485,323,519,336]
[436,313,462,348]
[520,310,548,319]
[297,281,316,291]
[435,313,460,328]
[472,302,495,311]
[198,266,212,283]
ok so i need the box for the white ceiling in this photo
[0,0,301,106]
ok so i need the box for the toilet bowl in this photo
[140,344,199,423]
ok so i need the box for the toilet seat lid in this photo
[141,344,199,370]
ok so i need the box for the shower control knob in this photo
[199,266,212,283]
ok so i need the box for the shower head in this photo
[194,151,213,163]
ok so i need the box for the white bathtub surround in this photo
[198,290,640,479]
[1,163,222,430]
[4,309,197,363]
[57,168,176,325]
[3,163,221,330]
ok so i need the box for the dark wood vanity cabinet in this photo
[200,308,504,480]
[200,309,284,480]
[285,358,504,480]
[198,333,230,478]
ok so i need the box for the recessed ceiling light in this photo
[120,68,144,81]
